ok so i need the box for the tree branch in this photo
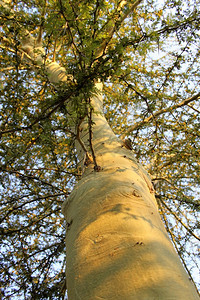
[94,0,143,58]
[158,201,199,295]
[122,91,200,137]
[160,197,200,241]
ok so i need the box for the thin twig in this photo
[88,103,99,170]
[121,90,200,138]
[160,198,200,241]
[158,200,200,296]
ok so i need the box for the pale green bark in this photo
[62,84,199,300]
[21,32,199,300]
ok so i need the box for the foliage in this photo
[0,0,199,298]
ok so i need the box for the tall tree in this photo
[0,0,199,299]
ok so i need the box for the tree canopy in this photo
[0,0,199,298]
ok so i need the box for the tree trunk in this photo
[62,83,199,300]
[20,34,199,299]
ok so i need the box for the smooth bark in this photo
[21,33,199,300]
[62,84,199,299]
